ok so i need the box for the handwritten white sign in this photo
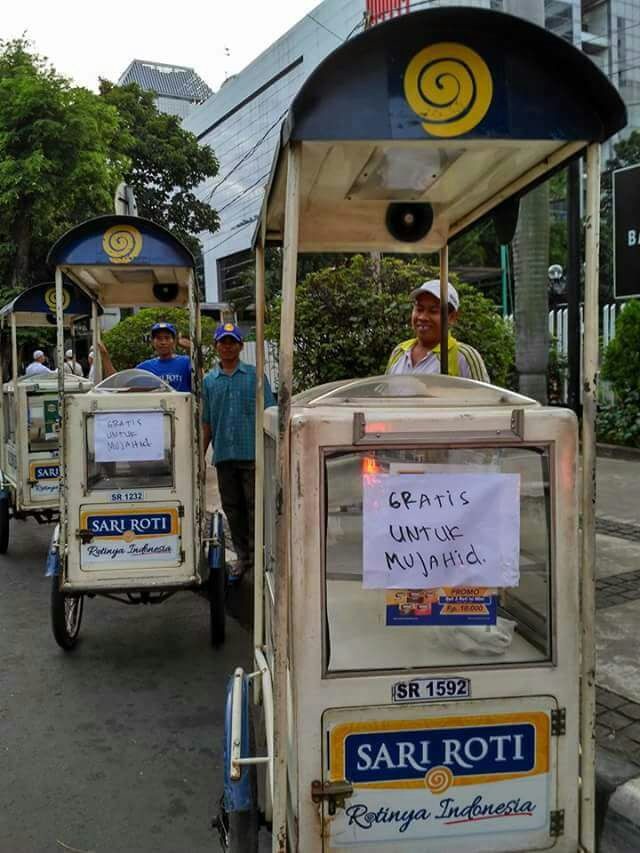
[94,412,165,463]
[363,473,520,589]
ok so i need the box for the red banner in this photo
[366,0,410,27]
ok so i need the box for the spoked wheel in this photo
[208,511,226,647]
[0,491,10,555]
[51,576,83,650]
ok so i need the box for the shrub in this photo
[103,307,217,371]
[598,391,640,448]
[601,300,640,396]
[265,255,515,391]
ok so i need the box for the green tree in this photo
[0,39,127,298]
[99,81,220,259]
[601,299,640,395]
[103,307,217,372]
[265,255,515,391]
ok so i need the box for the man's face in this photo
[411,292,457,348]
[215,336,242,364]
[152,330,176,358]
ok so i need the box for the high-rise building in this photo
[118,59,212,120]
[182,0,636,300]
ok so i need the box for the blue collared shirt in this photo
[202,361,275,464]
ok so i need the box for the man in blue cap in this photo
[100,321,192,391]
[202,323,275,580]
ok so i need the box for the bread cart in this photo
[0,282,95,552]
[218,7,626,852]
[46,215,226,650]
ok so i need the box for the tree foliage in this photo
[602,299,640,396]
[0,39,126,298]
[265,255,515,392]
[99,81,220,258]
[103,307,217,372]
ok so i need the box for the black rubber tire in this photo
[0,493,10,555]
[208,513,226,646]
[51,575,83,651]
[209,558,226,647]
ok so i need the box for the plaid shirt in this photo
[202,361,275,465]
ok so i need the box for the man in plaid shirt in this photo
[202,323,275,580]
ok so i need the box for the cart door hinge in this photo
[178,505,185,518]
[180,549,185,562]
[76,528,94,544]
[311,779,354,815]
[551,708,566,736]
[549,809,565,837]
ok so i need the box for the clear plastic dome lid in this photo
[93,369,174,393]
[292,374,537,408]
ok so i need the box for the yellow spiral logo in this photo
[102,225,143,265]
[424,766,454,794]
[404,43,493,138]
[44,287,71,312]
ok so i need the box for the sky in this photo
[2,0,322,92]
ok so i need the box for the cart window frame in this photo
[321,442,556,678]
[84,410,175,491]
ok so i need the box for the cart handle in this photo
[229,666,272,782]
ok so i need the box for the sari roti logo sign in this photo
[80,508,180,565]
[85,511,174,538]
[328,712,550,844]
[346,722,535,784]
[31,463,60,481]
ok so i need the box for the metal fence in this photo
[547,302,624,403]
[241,340,280,391]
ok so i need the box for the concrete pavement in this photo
[591,455,640,850]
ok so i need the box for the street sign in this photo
[613,163,640,299]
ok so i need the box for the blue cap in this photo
[214,323,243,343]
[151,322,177,337]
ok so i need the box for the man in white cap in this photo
[386,280,489,381]
[25,350,54,377]
[63,349,83,376]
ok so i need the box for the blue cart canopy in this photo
[0,281,102,329]
[48,215,195,308]
[255,7,626,253]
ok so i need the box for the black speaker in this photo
[385,203,434,243]
[153,283,179,302]
[493,197,520,245]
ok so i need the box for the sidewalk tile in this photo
[618,703,640,721]
[597,688,627,710]
[599,710,634,731]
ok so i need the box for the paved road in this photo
[0,517,252,853]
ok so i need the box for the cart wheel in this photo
[208,511,226,647]
[51,576,83,650]
[227,800,258,853]
[0,492,10,555]
[225,692,259,853]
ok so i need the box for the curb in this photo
[597,443,640,462]
[597,747,640,851]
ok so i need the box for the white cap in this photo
[410,279,459,311]
[65,349,73,359]
[33,349,45,359]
